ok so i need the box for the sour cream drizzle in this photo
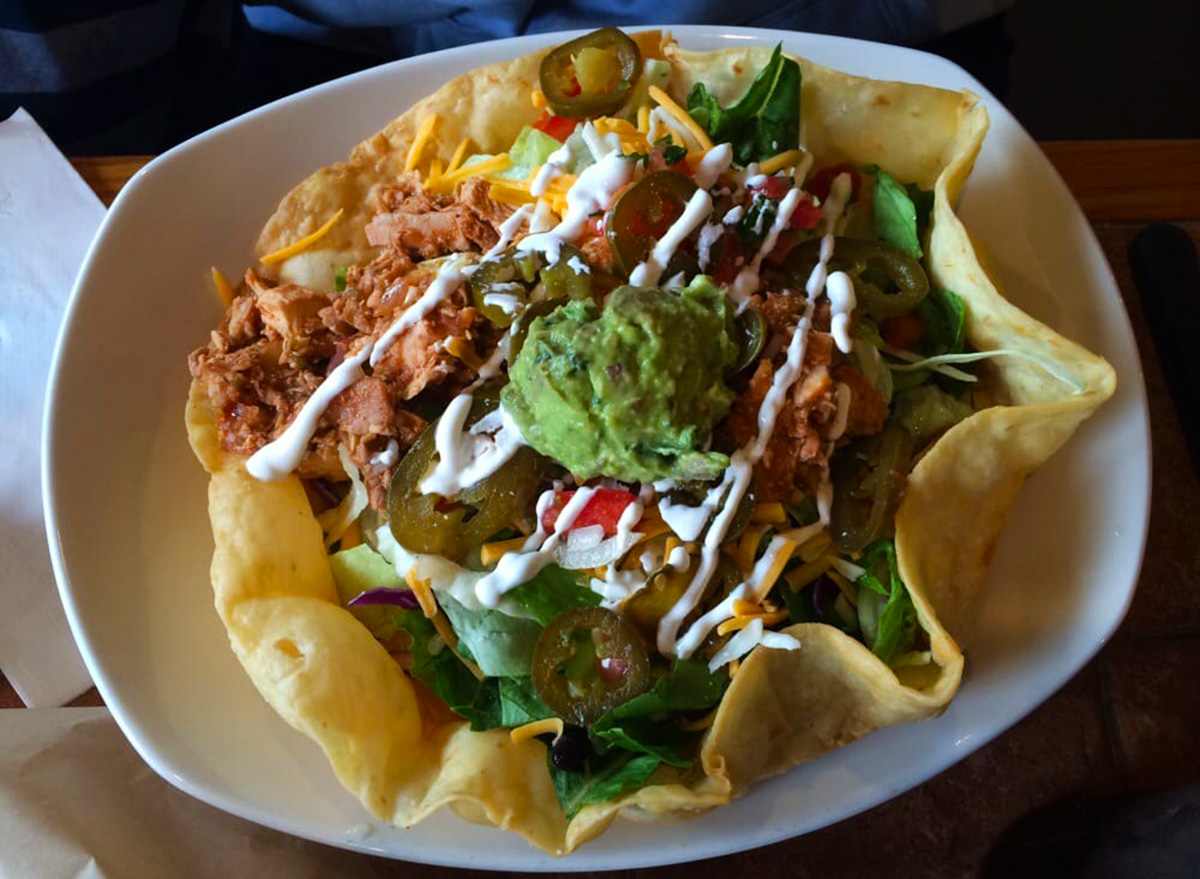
[474,487,598,606]
[826,270,856,353]
[727,186,807,304]
[518,150,636,264]
[531,142,573,197]
[629,188,713,287]
[482,204,533,260]
[658,172,855,658]
[693,143,733,190]
[370,256,471,367]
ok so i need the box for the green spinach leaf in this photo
[873,170,923,259]
[686,44,801,165]
[549,750,662,819]
[591,660,728,766]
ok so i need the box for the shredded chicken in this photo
[365,174,512,260]
[189,268,486,505]
[719,292,887,501]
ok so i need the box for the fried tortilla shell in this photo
[187,38,1115,853]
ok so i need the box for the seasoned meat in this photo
[188,266,479,505]
[366,173,513,260]
[832,363,889,438]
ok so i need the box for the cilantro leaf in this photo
[662,144,688,165]
[333,266,348,292]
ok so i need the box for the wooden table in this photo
[5,142,1200,877]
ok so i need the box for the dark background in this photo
[3,0,1197,154]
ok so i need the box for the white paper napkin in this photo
[0,709,377,877]
[0,108,102,707]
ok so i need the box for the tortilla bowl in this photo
[185,33,1115,854]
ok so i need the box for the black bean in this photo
[550,725,590,773]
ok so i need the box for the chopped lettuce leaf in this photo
[509,125,564,168]
[505,564,599,627]
[686,44,801,164]
[437,593,542,677]
[891,288,969,392]
[329,544,407,650]
[548,749,661,819]
[892,385,973,445]
[591,660,728,766]
[616,58,671,121]
[851,325,895,404]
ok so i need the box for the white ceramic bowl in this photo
[43,25,1150,870]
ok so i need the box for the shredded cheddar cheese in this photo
[594,117,651,155]
[404,114,440,173]
[428,157,444,180]
[750,502,787,525]
[445,336,483,371]
[734,526,766,573]
[797,532,832,563]
[636,104,651,134]
[446,137,473,174]
[405,568,438,619]
[680,707,719,732]
[732,599,763,617]
[728,658,741,677]
[717,610,789,636]
[648,85,713,150]
[210,266,234,307]
[758,149,807,175]
[828,569,858,607]
[259,208,344,266]
[753,538,798,597]
[480,535,529,567]
[511,717,563,744]
[424,153,512,194]
[785,555,832,592]
[340,519,362,550]
[531,89,548,110]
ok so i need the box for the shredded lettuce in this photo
[855,541,918,665]
[329,544,408,650]
[616,57,671,121]
[591,660,728,767]
[316,446,367,547]
[509,125,564,168]
[686,44,801,164]
[892,385,974,445]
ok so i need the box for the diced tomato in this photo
[710,231,745,285]
[806,163,862,203]
[881,312,924,349]
[541,488,639,536]
[532,110,576,143]
[765,229,801,266]
[789,193,823,231]
[749,175,792,200]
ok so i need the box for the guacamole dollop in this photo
[502,277,739,482]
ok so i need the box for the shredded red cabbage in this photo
[347,587,420,609]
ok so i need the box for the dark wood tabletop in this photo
[4,141,1199,877]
